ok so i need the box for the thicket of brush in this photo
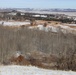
[0,25,76,71]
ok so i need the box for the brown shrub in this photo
[10,55,31,65]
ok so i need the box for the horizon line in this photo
[0,8,76,9]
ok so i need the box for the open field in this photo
[0,10,76,71]
[18,10,76,16]
[0,0,76,74]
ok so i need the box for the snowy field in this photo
[28,24,76,34]
[17,10,76,16]
[0,21,76,34]
[0,65,76,75]
[0,21,30,26]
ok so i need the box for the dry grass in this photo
[0,25,76,70]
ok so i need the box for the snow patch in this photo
[0,21,30,26]
[0,65,76,75]
[37,25,45,30]
[46,26,58,32]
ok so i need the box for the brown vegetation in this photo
[10,55,31,65]
[0,25,76,71]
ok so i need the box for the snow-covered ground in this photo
[0,20,76,34]
[0,21,30,26]
[28,24,76,33]
[17,10,76,16]
[0,65,76,75]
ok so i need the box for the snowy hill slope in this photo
[0,65,76,75]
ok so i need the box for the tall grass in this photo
[0,25,76,70]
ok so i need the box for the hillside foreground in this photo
[0,65,76,75]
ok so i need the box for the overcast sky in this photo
[0,0,76,9]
